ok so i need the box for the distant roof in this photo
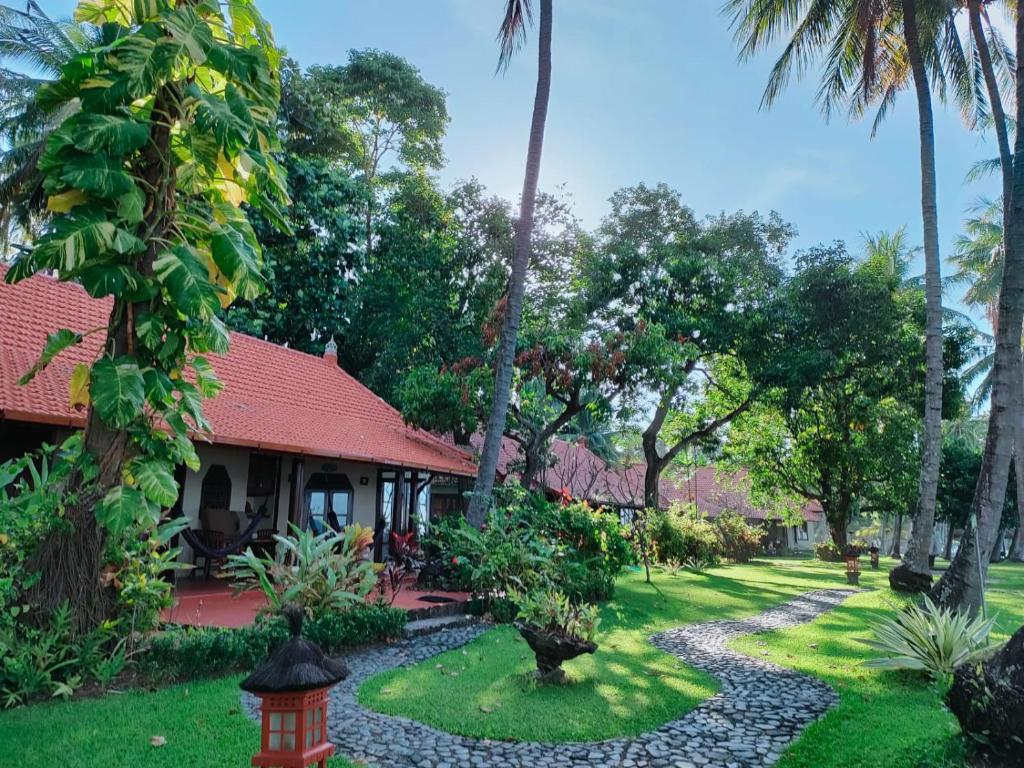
[0,268,476,476]
[489,435,823,523]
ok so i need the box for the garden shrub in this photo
[814,540,843,562]
[419,484,633,614]
[646,506,722,571]
[0,442,181,707]
[224,524,376,617]
[513,587,601,642]
[712,510,763,563]
[142,603,405,683]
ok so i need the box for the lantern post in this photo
[241,605,348,768]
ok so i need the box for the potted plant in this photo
[512,588,599,684]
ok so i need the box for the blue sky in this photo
[45,0,1001,320]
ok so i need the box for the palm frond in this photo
[496,0,533,72]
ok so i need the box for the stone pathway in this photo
[245,589,856,768]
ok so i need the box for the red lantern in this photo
[250,687,333,767]
[844,553,861,585]
[242,606,348,768]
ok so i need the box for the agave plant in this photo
[862,598,996,684]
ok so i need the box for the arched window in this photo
[304,473,354,533]
[200,465,232,510]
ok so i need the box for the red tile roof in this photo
[0,268,476,476]
[489,436,823,523]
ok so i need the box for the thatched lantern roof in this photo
[240,604,349,694]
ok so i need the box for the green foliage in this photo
[0,602,125,708]
[862,598,996,685]
[513,588,601,642]
[646,505,723,571]
[5,0,287,543]
[224,524,376,618]
[713,510,763,563]
[423,486,632,611]
[727,245,972,546]
[142,603,405,683]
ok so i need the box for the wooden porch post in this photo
[288,456,305,529]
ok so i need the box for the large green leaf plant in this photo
[3,0,287,632]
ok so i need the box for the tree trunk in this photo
[944,520,955,560]
[893,0,943,592]
[467,0,552,527]
[890,512,904,557]
[1010,524,1024,562]
[931,0,1024,615]
[1013,413,1024,561]
[25,86,179,633]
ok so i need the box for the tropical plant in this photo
[862,597,996,685]
[0,2,101,250]
[513,587,601,643]
[469,0,553,527]
[2,0,287,634]
[224,525,376,618]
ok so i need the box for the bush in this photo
[815,540,843,562]
[224,524,376,617]
[142,603,405,683]
[646,506,722,571]
[420,484,633,612]
[0,441,181,707]
[713,510,763,563]
[862,597,995,686]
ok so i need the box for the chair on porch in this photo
[192,507,240,579]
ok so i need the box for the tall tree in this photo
[318,50,448,251]
[468,0,553,527]
[724,0,972,592]
[583,183,792,508]
[3,0,285,632]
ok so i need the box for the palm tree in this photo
[724,0,975,592]
[467,0,553,527]
[947,197,1024,562]
[0,2,98,253]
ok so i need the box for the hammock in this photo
[181,514,265,560]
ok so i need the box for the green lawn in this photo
[358,558,898,742]
[0,674,352,768]
[2,558,1020,766]
[730,560,1024,768]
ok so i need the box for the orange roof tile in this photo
[0,268,476,476]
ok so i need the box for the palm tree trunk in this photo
[931,1,1024,614]
[890,0,944,592]
[467,0,552,527]
[944,520,955,560]
[890,512,904,557]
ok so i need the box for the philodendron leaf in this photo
[153,246,222,320]
[90,357,145,428]
[18,329,83,385]
[126,456,179,507]
[96,485,155,534]
[69,363,91,409]
[70,113,151,155]
[59,154,136,199]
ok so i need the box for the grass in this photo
[0,674,353,768]
[2,558,1019,765]
[357,558,888,742]
[729,560,1024,768]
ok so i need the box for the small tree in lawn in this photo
[5,0,287,633]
